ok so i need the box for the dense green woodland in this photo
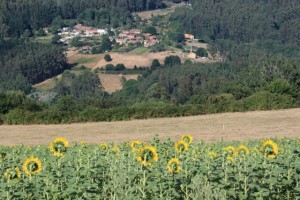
[0,0,165,37]
[0,40,69,93]
[0,0,300,124]
[170,0,300,60]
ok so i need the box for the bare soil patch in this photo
[0,108,299,145]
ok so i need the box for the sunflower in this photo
[99,143,108,151]
[234,145,249,157]
[49,137,69,157]
[174,140,189,154]
[167,158,182,174]
[181,134,193,144]
[208,151,218,158]
[112,146,120,153]
[22,157,42,175]
[261,139,278,158]
[227,156,234,164]
[4,167,21,182]
[223,146,235,156]
[130,141,143,152]
[136,145,158,166]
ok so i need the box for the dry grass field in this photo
[95,51,179,69]
[68,53,104,68]
[0,108,299,145]
[98,74,139,93]
[134,2,188,19]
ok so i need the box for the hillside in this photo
[0,108,299,145]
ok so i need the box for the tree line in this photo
[1,54,299,124]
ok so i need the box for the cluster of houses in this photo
[58,25,160,48]
[58,24,108,44]
[114,29,159,47]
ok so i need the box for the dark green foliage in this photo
[0,40,68,92]
[70,37,84,47]
[36,28,46,37]
[195,48,208,57]
[150,59,161,70]
[100,35,112,52]
[150,43,166,53]
[164,56,181,66]
[104,54,112,62]
[170,0,300,56]
[54,70,103,100]
[0,0,165,37]
[115,64,126,71]
[0,91,41,115]
[51,35,62,44]
[144,26,157,35]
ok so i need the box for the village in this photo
[58,24,160,48]
[57,23,212,65]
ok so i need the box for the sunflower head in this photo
[227,156,234,164]
[99,143,108,151]
[208,151,218,159]
[136,145,158,166]
[223,146,235,156]
[22,157,42,175]
[174,140,189,154]
[235,145,249,157]
[261,139,278,159]
[130,141,143,152]
[112,146,120,154]
[167,158,182,174]
[49,137,69,157]
[4,167,21,182]
[181,134,193,144]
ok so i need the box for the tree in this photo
[101,35,112,51]
[164,56,181,66]
[105,64,114,71]
[150,59,160,70]
[144,26,157,35]
[104,54,112,62]
[52,35,62,44]
[115,63,126,71]
[0,15,8,39]
[196,48,208,57]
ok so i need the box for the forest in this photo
[0,0,300,124]
[0,0,165,37]
[170,0,300,58]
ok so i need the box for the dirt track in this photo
[0,109,299,145]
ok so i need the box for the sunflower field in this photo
[0,135,300,199]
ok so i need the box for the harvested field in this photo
[186,41,208,49]
[96,51,179,69]
[134,2,188,19]
[68,53,104,68]
[0,108,299,145]
[98,74,139,93]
